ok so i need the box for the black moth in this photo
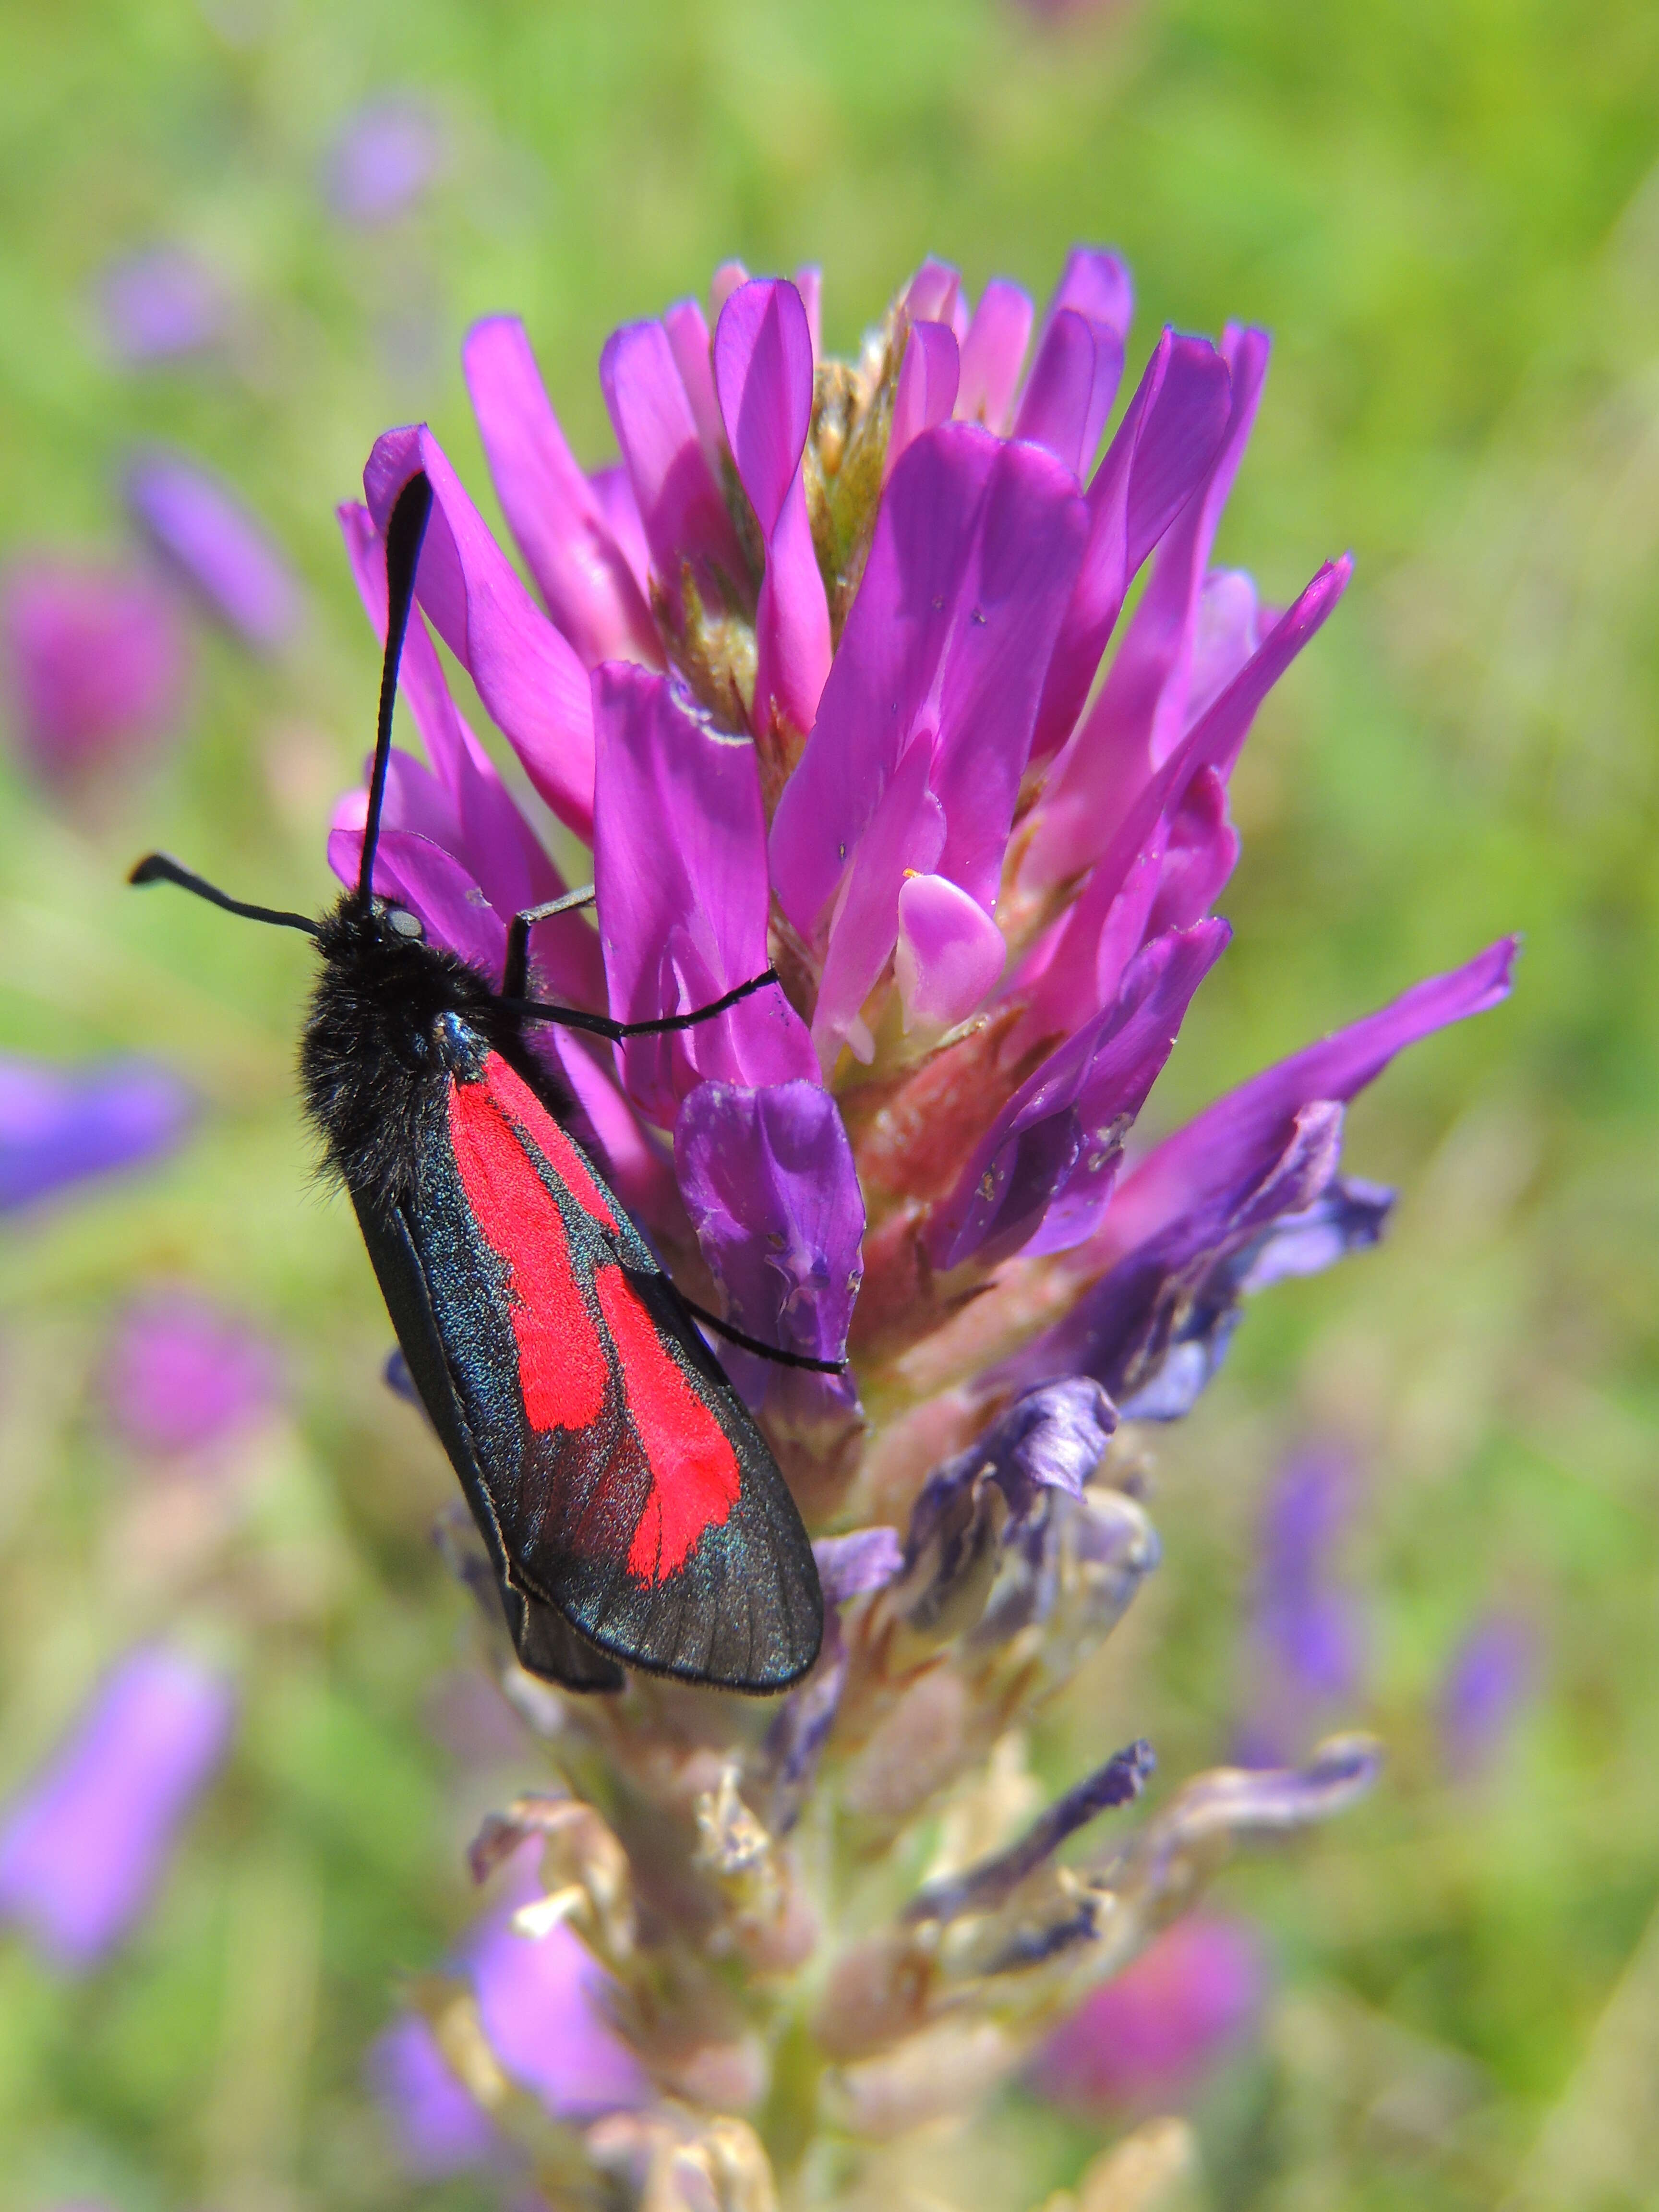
[131,469,828,1695]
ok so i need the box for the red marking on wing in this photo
[594,1264,741,1584]
[449,1075,609,1434]
[480,1053,620,1234]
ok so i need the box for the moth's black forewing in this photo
[353,1178,625,1693]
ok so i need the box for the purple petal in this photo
[795,264,823,359]
[888,320,962,480]
[673,1077,864,1402]
[1439,1612,1538,1779]
[1034,1914,1267,2110]
[1025,328,1270,881]
[1046,247,1134,344]
[1235,1176,1393,1295]
[1027,332,1233,765]
[956,279,1034,433]
[814,1526,903,1605]
[599,318,748,622]
[324,96,443,224]
[124,450,301,652]
[710,259,750,316]
[462,317,661,669]
[771,424,1087,1052]
[328,823,506,979]
[366,2014,500,2177]
[467,1847,648,2117]
[1012,560,1352,1042]
[589,462,652,597]
[1013,308,1125,483]
[714,279,830,738]
[592,665,816,1126]
[337,503,604,1010]
[904,256,965,332]
[893,871,1007,1031]
[1095,938,1518,1268]
[1,562,189,781]
[809,738,946,1065]
[0,1647,235,1968]
[363,426,596,842]
[933,920,1229,1271]
[663,297,727,466]
[103,1291,281,1456]
[0,1055,192,1212]
[907,1740,1154,1923]
[96,247,227,362]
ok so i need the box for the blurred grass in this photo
[2,0,1659,2205]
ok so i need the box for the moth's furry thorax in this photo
[300,893,535,1216]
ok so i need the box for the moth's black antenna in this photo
[357,469,435,910]
[128,853,319,938]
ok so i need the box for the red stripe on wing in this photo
[448,1072,609,1434]
[479,1052,621,1235]
[593,1264,741,1584]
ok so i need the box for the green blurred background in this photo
[3,0,1659,2204]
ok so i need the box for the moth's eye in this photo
[385,907,425,941]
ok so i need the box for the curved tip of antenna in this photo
[129,852,168,887]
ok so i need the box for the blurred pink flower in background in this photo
[102,1290,283,1458]
[1438,1610,1539,1779]
[96,246,228,363]
[324,96,445,225]
[1033,1913,1269,2110]
[124,449,302,652]
[1,561,190,786]
[367,2013,503,2179]
[0,1647,236,1970]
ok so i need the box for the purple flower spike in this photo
[934,919,1229,1271]
[0,1055,192,1213]
[365,426,596,842]
[814,1526,903,1604]
[1249,1449,1366,1737]
[467,1845,649,2117]
[0,1647,235,1969]
[594,666,816,1126]
[674,1079,865,1399]
[367,2014,501,2177]
[124,451,301,652]
[715,279,832,739]
[463,318,661,672]
[103,1289,282,1456]
[1438,1611,1538,1779]
[1,562,189,784]
[1034,1913,1268,2110]
[97,246,227,362]
[324,96,444,225]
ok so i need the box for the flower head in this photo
[1438,1609,1538,1779]
[0,1647,235,1969]
[324,97,445,226]
[0,1054,192,1213]
[125,450,302,652]
[1,561,189,786]
[338,249,1511,2200]
[96,246,228,363]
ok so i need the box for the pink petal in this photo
[887,320,962,481]
[894,872,1006,1030]
[904,256,965,335]
[327,825,506,980]
[462,317,660,670]
[599,320,749,622]
[710,259,750,317]
[956,278,1034,433]
[794,264,822,361]
[1013,306,1125,481]
[663,296,726,466]
[363,426,595,841]
[811,736,946,1066]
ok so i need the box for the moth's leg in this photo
[503,883,597,1000]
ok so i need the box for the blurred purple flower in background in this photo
[124,450,302,651]
[96,246,228,363]
[0,1647,235,1969]
[368,2014,503,2179]
[1033,1913,1269,2110]
[370,1839,647,2177]
[324,97,445,225]
[1237,1448,1368,1767]
[1,562,189,786]
[1438,1610,1538,1779]
[102,1290,282,1457]
[0,1055,192,1213]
